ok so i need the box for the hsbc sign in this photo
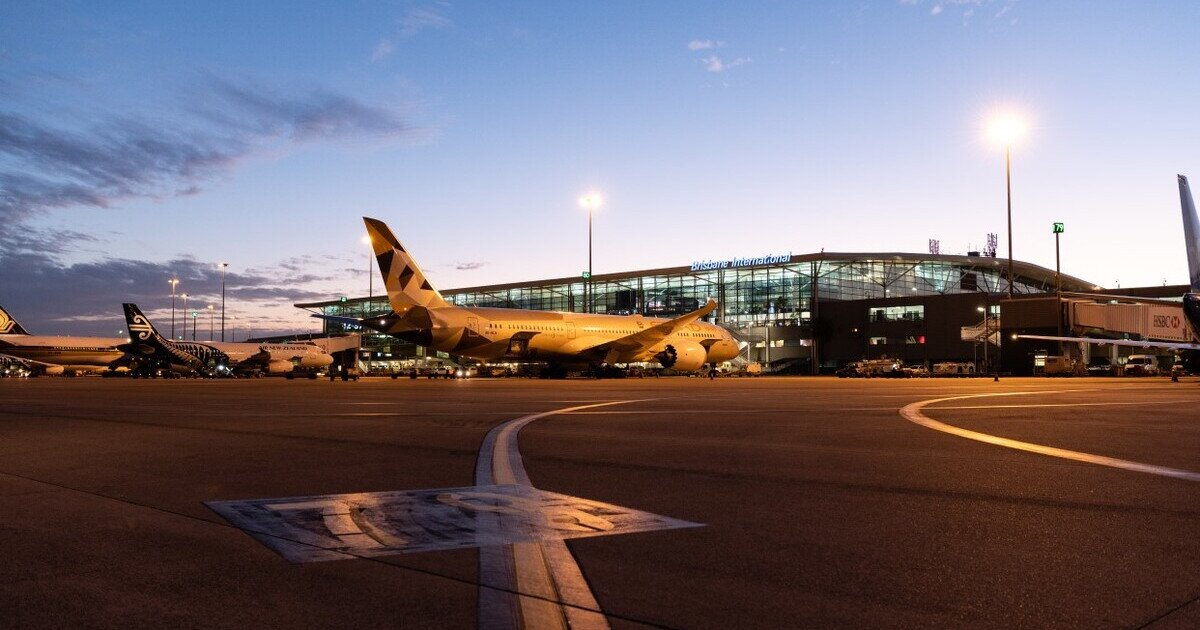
[1152,314,1181,329]
[1146,306,1191,341]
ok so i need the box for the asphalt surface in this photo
[2,376,1199,629]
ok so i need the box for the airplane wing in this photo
[585,299,719,362]
[0,352,68,374]
[1018,334,1200,351]
[0,351,37,367]
[311,313,366,328]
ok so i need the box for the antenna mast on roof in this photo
[928,239,940,255]
[984,233,998,258]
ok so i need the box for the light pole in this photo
[207,304,215,342]
[181,294,189,340]
[219,262,229,342]
[1053,222,1065,354]
[986,111,1026,378]
[977,305,988,374]
[192,311,198,341]
[986,112,1026,299]
[169,278,179,339]
[362,235,373,313]
[579,193,602,313]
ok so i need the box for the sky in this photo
[3,1,1200,337]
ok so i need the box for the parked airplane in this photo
[1020,174,1200,351]
[120,303,335,376]
[0,305,127,375]
[315,217,741,373]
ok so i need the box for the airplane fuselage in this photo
[126,339,334,373]
[0,334,125,372]
[376,306,741,369]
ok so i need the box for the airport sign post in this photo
[1053,222,1064,293]
[581,271,591,279]
[1053,222,1064,352]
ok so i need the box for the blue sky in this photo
[3,1,1200,335]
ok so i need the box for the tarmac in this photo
[2,376,1199,629]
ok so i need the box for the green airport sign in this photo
[340,296,348,303]
[1052,222,1065,233]
[581,271,591,279]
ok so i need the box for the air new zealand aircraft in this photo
[120,303,335,377]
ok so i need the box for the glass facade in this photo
[443,257,1069,329]
[305,254,1086,335]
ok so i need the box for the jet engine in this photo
[296,353,333,368]
[704,339,740,364]
[266,360,295,374]
[655,341,707,372]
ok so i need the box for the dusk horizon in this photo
[4,1,1199,336]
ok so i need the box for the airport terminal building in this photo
[297,250,1096,373]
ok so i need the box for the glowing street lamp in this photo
[169,278,180,339]
[984,111,1027,300]
[579,193,602,313]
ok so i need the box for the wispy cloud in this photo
[455,261,486,271]
[399,7,451,37]
[687,39,720,51]
[371,39,395,62]
[0,78,419,222]
[702,56,751,73]
[372,6,451,61]
[901,0,1017,23]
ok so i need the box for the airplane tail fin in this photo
[0,305,31,335]
[1180,175,1200,292]
[123,303,169,346]
[363,217,449,318]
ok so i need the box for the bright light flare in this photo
[578,193,603,210]
[985,111,1027,146]
[361,235,371,245]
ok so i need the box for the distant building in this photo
[297,251,1095,373]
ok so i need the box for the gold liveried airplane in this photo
[317,217,741,372]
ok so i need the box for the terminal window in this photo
[870,305,924,323]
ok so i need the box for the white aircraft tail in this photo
[363,217,449,318]
[1180,174,1200,291]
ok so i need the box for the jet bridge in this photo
[1066,293,1194,343]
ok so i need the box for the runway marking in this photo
[331,412,530,417]
[474,400,644,630]
[207,399,699,630]
[931,400,1200,410]
[901,391,1200,482]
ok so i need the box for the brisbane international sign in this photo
[690,252,793,272]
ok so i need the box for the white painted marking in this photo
[475,400,645,630]
[932,400,1200,410]
[900,392,1200,482]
